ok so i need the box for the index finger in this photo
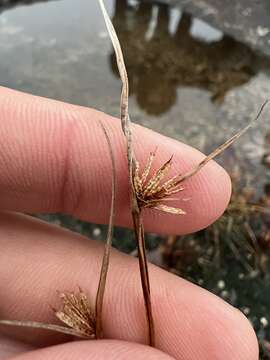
[0,87,231,234]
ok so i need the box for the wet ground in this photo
[0,0,270,357]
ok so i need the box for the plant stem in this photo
[95,122,116,339]
[132,205,155,347]
[0,319,89,338]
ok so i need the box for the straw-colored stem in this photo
[0,319,88,338]
[95,122,116,339]
[132,206,155,346]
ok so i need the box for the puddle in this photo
[0,1,268,154]
[0,0,270,355]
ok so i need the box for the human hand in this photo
[0,87,258,359]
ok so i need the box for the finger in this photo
[0,213,258,360]
[0,86,231,235]
[11,340,174,360]
[0,335,34,360]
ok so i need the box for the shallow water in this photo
[0,0,269,193]
[0,0,270,356]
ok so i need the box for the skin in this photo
[0,87,258,359]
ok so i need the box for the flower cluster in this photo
[133,149,186,215]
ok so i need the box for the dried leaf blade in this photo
[95,121,116,339]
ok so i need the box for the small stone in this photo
[260,317,269,328]
[93,227,101,237]
[195,245,201,252]
[217,280,225,290]
[257,26,270,37]
[242,307,250,316]
[221,290,229,299]
[242,8,252,17]
[188,239,196,247]
[129,0,139,7]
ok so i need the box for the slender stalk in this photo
[0,319,89,338]
[132,208,155,346]
[95,122,116,339]
[174,100,269,185]
[98,0,155,346]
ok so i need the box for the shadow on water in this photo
[110,0,257,115]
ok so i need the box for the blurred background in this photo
[0,0,269,357]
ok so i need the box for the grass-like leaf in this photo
[95,121,116,339]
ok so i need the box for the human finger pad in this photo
[0,87,231,234]
[12,340,175,360]
[0,213,258,360]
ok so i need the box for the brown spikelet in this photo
[134,151,185,215]
[55,290,95,339]
[0,289,95,339]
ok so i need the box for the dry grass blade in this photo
[0,319,90,338]
[98,0,128,126]
[95,121,116,339]
[98,0,132,174]
[175,100,269,184]
[98,0,155,346]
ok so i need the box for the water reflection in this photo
[0,0,52,13]
[110,0,255,115]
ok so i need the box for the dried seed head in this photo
[133,150,186,215]
[55,290,96,339]
[0,289,96,339]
